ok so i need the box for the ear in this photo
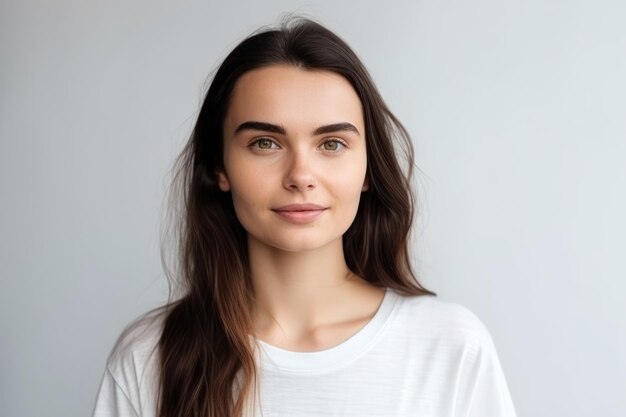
[217,170,231,192]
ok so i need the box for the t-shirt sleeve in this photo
[444,303,517,417]
[92,368,141,417]
[464,351,517,417]
[91,314,161,417]
[436,306,517,417]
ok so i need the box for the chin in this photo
[250,233,342,254]
[270,239,335,253]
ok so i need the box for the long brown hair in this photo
[157,17,437,417]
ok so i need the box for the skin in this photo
[219,64,385,352]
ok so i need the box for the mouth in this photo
[271,204,327,224]
[273,203,327,212]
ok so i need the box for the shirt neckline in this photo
[254,287,400,374]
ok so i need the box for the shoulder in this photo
[105,307,165,393]
[389,289,498,353]
[386,291,517,415]
[93,308,165,416]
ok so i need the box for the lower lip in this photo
[273,209,326,224]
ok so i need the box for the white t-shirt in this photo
[92,288,517,416]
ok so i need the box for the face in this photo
[218,64,368,253]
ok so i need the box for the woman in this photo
[93,17,517,417]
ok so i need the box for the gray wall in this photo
[2,1,625,416]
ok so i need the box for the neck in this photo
[247,235,378,341]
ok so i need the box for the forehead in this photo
[224,65,364,134]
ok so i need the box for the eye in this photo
[320,138,347,152]
[250,138,279,150]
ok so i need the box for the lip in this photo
[273,203,326,211]
[272,203,327,224]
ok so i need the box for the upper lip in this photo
[273,203,327,211]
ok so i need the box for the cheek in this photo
[335,168,367,208]
[230,184,262,215]
[226,172,271,230]
[343,160,368,194]
[224,162,264,200]
[229,192,259,235]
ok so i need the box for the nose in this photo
[283,150,317,191]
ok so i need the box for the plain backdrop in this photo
[2,1,625,416]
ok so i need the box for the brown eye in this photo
[321,139,346,151]
[251,138,277,150]
[258,139,272,149]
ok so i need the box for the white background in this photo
[1,1,625,416]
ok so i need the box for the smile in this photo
[272,207,327,224]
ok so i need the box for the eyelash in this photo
[249,138,279,150]
[249,137,348,152]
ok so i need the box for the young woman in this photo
[93,18,517,417]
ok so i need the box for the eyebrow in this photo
[313,122,360,136]
[234,121,360,136]
[234,121,285,135]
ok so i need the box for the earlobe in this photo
[217,171,231,191]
